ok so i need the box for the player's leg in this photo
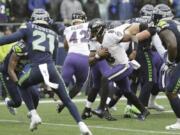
[57,54,89,113]
[49,63,92,135]
[82,66,101,119]
[125,70,140,118]
[92,77,117,121]
[29,85,40,109]
[138,51,152,106]
[69,54,89,98]
[0,72,22,115]
[18,66,43,131]
[148,51,164,111]
[61,54,75,87]
[116,77,150,120]
[165,63,180,130]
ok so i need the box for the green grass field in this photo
[0,95,180,135]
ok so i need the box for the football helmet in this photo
[140,4,154,17]
[88,18,106,39]
[30,8,52,25]
[72,10,87,24]
[12,41,28,56]
[152,4,174,24]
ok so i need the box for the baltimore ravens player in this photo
[82,18,150,120]
[57,10,90,113]
[151,4,180,130]
[0,9,92,135]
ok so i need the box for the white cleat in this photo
[29,114,42,131]
[79,122,92,135]
[166,122,180,130]
[148,102,165,111]
[4,98,16,115]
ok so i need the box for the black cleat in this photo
[137,109,150,121]
[81,107,92,120]
[103,108,117,121]
[56,103,65,113]
[91,108,104,118]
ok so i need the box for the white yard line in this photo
[0,119,179,135]
[0,95,169,105]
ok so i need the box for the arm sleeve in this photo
[152,33,167,58]
[0,30,26,46]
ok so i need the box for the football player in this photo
[8,41,40,122]
[151,4,180,130]
[0,9,92,135]
[57,10,90,113]
[82,18,150,120]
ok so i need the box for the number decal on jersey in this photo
[69,31,77,43]
[80,30,89,42]
[32,30,55,54]
[69,30,89,43]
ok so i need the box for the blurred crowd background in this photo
[0,0,179,23]
[0,0,180,99]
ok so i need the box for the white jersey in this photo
[89,39,102,51]
[64,22,90,56]
[102,23,131,65]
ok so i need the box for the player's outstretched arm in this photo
[0,30,25,46]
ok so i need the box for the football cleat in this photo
[137,109,150,121]
[56,103,65,113]
[148,102,165,111]
[29,114,42,131]
[79,122,92,135]
[166,121,180,130]
[4,98,16,115]
[91,108,104,118]
[81,107,92,120]
[123,105,132,118]
[103,108,117,121]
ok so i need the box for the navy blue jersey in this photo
[157,20,180,62]
[0,22,59,64]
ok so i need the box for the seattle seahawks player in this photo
[151,4,180,130]
[0,9,92,135]
[57,10,90,113]
[128,4,164,111]
[0,41,40,118]
[8,41,40,124]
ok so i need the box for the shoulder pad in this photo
[157,20,169,29]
